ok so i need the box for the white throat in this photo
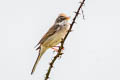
[56,20,68,26]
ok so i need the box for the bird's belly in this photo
[43,28,68,48]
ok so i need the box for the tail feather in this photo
[31,46,47,75]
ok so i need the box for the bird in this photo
[31,13,70,75]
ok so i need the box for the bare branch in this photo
[45,0,86,80]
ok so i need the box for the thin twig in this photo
[81,8,85,20]
[45,0,86,80]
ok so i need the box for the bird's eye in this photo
[59,16,65,20]
[56,16,65,22]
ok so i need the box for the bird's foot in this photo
[52,46,64,52]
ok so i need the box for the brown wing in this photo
[36,24,60,50]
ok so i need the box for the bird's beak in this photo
[65,16,70,20]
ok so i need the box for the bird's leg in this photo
[52,47,59,52]
[52,46,64,52]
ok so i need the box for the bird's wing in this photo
[36,24,60,50]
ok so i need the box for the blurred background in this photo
[0,0,120,80]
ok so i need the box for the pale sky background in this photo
[0,0,120,80]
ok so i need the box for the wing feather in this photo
[36,24,60,50]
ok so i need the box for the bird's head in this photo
[55,13,70,25]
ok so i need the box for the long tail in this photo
[31,46,47,75]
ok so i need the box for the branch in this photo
[45,0,86,80]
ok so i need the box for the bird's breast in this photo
[43,24,70,48]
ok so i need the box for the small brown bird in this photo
[31,13,70,75]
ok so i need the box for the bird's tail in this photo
[31,46,47,75]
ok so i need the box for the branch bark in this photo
[45,0,86,80]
